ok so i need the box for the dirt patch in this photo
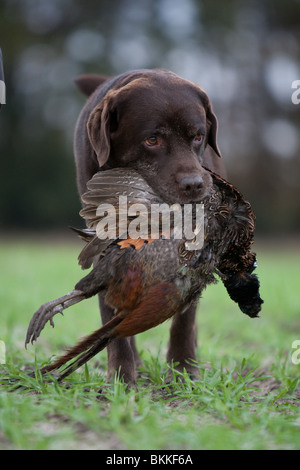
[245,372,300,407]
[38,413,125,450]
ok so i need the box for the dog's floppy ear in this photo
[75,74,109,97]
[87,77,144,167]
[206,104,221,158]
[87,90,118,167]
[198,88,221,158]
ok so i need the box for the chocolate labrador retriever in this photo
[74,68,226,384]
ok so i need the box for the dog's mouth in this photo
[179,191,210,205]
[156,189,211,206]
[153,183,212,205]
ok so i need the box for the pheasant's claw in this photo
[25,290,84,348]
[26,302,62,346]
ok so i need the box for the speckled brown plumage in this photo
[25,168,263,380]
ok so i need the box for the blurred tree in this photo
[0,0,299,234]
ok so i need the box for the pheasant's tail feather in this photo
[38,312,125,380]
[41,334,111,381]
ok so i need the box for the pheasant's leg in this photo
[25,290,85,347]
[166,302,199,378]
[98,294,139,385]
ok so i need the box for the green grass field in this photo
[0,238,299,450]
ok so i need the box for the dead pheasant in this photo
[25,167,263,380]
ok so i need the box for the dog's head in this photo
[84,70,221,203]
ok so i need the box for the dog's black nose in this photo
[179,175,204,197]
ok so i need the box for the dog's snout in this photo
[179,175,204,195]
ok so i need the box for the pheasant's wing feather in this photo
[76,169,166,267]
[80,168,162,230]
[69,226,95,242]
[82,168,160,204]
[77,237,113,269]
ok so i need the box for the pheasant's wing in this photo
[81,168,162,227]
[77,168,171,268]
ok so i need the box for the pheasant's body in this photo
[25,168,263,380]
[76,238,214,338]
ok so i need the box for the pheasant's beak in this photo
[0,48,5,109]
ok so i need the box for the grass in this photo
[0,237,299,450]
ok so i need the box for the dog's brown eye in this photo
[145,136,158,146]
[193,134,203,144]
